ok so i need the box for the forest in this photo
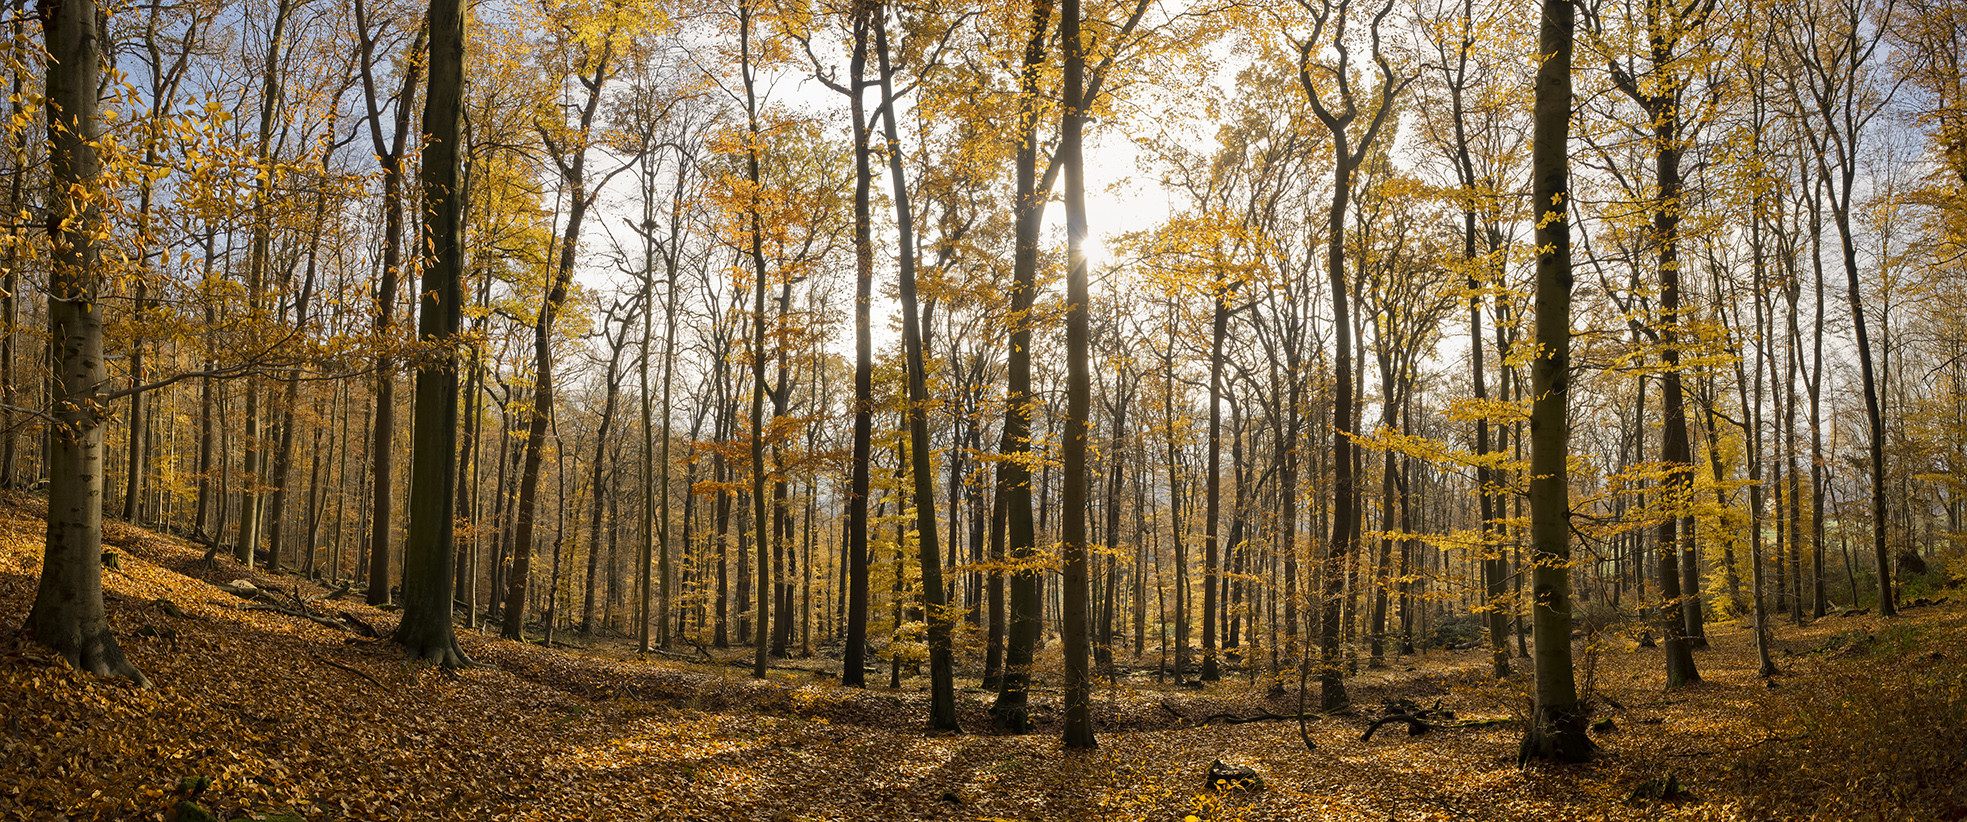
[4,0,1967,818]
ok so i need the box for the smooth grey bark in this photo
[27,0,147,686]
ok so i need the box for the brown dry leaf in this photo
[2,492,1963,821]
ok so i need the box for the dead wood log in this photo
[337,610,381,638]
[1361,713,1433,740]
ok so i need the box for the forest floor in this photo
[2,492,1965,821]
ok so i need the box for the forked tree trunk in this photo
[355,2,426,605]
[503,43,611,641]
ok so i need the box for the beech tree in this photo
[1286,0,1416,712]
[23,0,147,686]
[1518,0,1591,762]
[391,0,471,667]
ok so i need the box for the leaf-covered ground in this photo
[3,493,1963,821]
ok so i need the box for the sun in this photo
[1083,232,1112,269]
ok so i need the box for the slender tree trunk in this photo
[736,0,773,679]
[1740,155,1778,675]
[841,0,875,688]
[872,12,959,731]
[637,158,659,653]
[1831,187,1892,614]
[1467,202,1508,678]
[582,339,624,632]
[1316,155,1356,713]
[1201,282,1230,682]
[1058,0,1096,748]
[990,0,1053,734]
[355,7,427,605]
[267,172,332,570]
[0,0,23,491]
[236,0,297,570]
[501,37,610,640]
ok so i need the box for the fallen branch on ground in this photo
[241,593,354,634]
[1161,701,1320,727]
[320,657,384,687]
[1659,733,1807,758]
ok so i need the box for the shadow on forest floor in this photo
[4,491,1965,821]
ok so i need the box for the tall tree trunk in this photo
[990,0,1053,734]
[1295,17,1407,709]
[583,333,625,632]
[25,0,147,686]
[1650,97,1700,684]
[841,0,875,688]
[265,195,327,570]
[1740,147,1778,675]
[391,0,469,667]
[1201,280,1230,683]
[356,3,426,605]
[1518,0,1591,761]
[1058,0,1096,748]
[638,159,659,653]
[1314,143,1356,713]
[873,11,959,732]
[1466,195,1508,678]
[238,0,297,570]
[1102,381,1129,672]
[502,44,610,640]
[736,0,774,679]
[1828,147,1892,613]
[0,0,23,490]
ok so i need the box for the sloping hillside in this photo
[3,493,1963,821]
